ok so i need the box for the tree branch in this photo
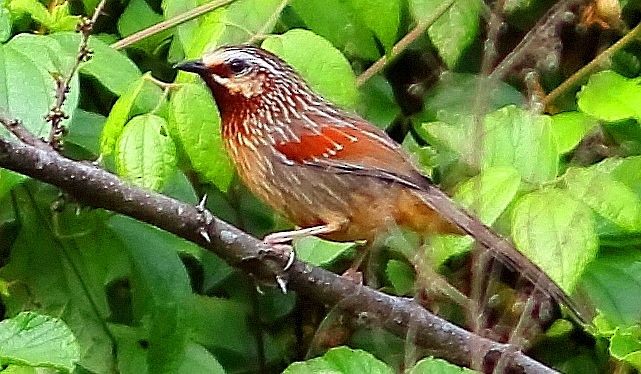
[0,134,558,373]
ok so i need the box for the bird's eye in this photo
[228,58,250,75]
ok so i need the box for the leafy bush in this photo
[1,0,641,373]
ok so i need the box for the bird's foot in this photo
[195,194,214,243]
[341,267,363,285]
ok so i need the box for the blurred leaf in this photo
[512,188,598,292]
[408,357,476,373]
[168,83,234,192]
[49,32,141,96]
[577,70,641,122]
[283,346,394,373]
[418,72,524,122]
[262,28,359,108]
[100,75,164,156]
[610,326,641,370]
[0,186,128,372]
[358,75,400,129]
[454,166,521,225]
[118,0,168,54]
[294,236,357,267]
[182,0,285,60]
[580,248,641,327]
[424,106,559,184]
[162,0,197,61]
[115,114,177,191]
[593,156,641,197]
[290,0,380,60]
[0,35,78,139]
[410,0,482,68]
[564,166,641,233]
[65,109,106,156]
[346,0,400,52]
[550,112,599,154]
[176,342,225,373]
[386,260,415,295]
[0,169,25,201]
[0,3,11,42]
[0,312,80,372]
[108,216,192,373]
[8,0,78,32]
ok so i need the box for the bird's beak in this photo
[174,59,207,74]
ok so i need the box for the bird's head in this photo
[175,45,312,113]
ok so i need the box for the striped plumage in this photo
[176,45,586,323]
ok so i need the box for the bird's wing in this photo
[274,114,427,189]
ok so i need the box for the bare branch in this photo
[46,0,108,150]
[0,131,558,373]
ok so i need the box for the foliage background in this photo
[0,0,641,372]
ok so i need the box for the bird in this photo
[175,45,586,323]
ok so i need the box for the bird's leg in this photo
[263,222,344,271]
[263,222,343,244]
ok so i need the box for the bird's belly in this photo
[233,148,456,242]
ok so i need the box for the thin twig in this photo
[0,136,559,374]
[46,0,108,150]
[110,0,236,50]
[543,21,641,110]
[355,0,456,87]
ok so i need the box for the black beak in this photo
[174,59,206,74]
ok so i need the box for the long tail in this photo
[415,182,589,325]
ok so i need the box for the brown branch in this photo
[46,0,109,151]
[0,132,557,374]
[110,0,236,51]
[490,0,591,80]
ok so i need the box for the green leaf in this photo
[610,326,641,370]
[8,0,78,32]
[108,216,192,373]
[294,236,357,267]
[511,188,598,292]
[0,187,128,373]
[176,343,226,373]
[593,156,641,197]
[0,40,75,139]
[0,170,25,201]
[357,75,401,129]
[290,0,380,60]
[100,75,164,156]
[65,109,105,156]
[550,112,599,154]
[0,312,80,372]
[283,346,394,374]
[564,166,641,233]
[386,260,415,295]
[49,32,141,96]
[424,106,559,184]
[262,29,359,108]
[4,33,80,136]
[162,0,197,61]
[580,248,641,327]
[577,70,641,122]
[346,0,400,52]
[182,0,285,60]
[409,357,476,373]
[118,0,168,53]
[0,3,11,43]
[167,83,234,192]
[418,72,524,122]
[115,114,177,191]
[454,166,521,225]
[410,0,482,68]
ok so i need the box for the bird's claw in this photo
[275,274,288,293]
[261,242,296,271]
